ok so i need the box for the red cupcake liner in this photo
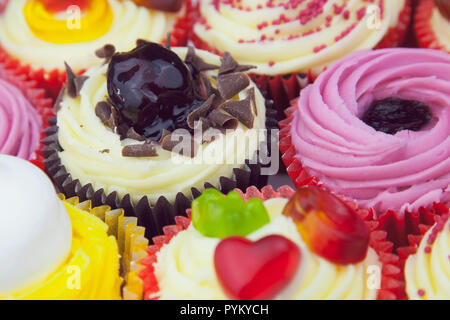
[188,1,411,114]
[0,60,53,171]
[0,1,192,101]
[414,0,449,52]
[375,0,412,49]
[138,185,403,300]
[373,203,449,299]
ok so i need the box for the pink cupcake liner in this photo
[138,185,403,300]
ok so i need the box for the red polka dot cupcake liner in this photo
[137,185,403,300]
[188,1,411,117]
[0,1,193,101]
[0,60,53,171]
[414,0,449,52]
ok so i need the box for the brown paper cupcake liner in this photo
[59,194,149,300]
[43,99,276,239]
[137,185,403,300]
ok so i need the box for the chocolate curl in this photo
[122,141,158,157]
[161,130,199,158]
[220,92,255,129]
[159,129,171,143]
[53,85,66,113]
[197,73,214,99]
[219,52,256,75]
[126,127,145,141]
[95,44,116,64]
[138,0,183,12]
[435,0,450,21]
[218,72,250,100]
[208,109,239,131]
[185,46,219,73]
[187,94,215,129]
[64,62,88,98]
[95,101,119,130]
[136,39,150,47]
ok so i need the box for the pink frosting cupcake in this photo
[280,48,450,216]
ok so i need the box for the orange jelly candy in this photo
[282,186,370,265]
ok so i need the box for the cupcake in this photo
[0,0,190,99]
[0,64,53,170]
[44,42,271,238]
[280,48,450,217]
[190,0,411,113]
[137,185,402,300]
[0,154,148,299]
[415,0,450,52]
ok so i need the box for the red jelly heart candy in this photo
[214,235,301,300]
[282,186,370,265]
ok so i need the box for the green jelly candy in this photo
[191,189,270,238]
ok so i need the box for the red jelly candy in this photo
[214,235,301,300]
[282,186,370,265]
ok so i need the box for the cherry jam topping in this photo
[362,97,432,135]
[107,43,199,141]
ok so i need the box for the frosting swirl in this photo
[193,0,405,75]
[404,216,450,300]
[290,48,450,213]
[0,0,183,71]
[57,48,266,204]
[153,198,380,299]
[0,79,41,160]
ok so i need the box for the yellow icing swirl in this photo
[24,0,113,44]
[153,198,380,300]
[0,202,122,300]
[404,217,450,300]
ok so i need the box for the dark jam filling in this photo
[362,97,432,135]
[107,42,202,141]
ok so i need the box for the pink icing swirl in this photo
[0,79,41,160]
[290,48,450,214]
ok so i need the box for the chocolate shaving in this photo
[95,44,116,64]
[122,141,158,157]
[185,47,219,73]
[165,33,171,49]
[187,94,215,129]
[217,72,250,100]
[220,94,254,129]
[159,129,171,143]
[207,109,239,131]
[53,85,66,113]
[126,127,145,141]
[100,149,110,154]
[197,73,213,99]
[247,87,257,116]
[143,0,182,13]
[219,52,255,75]
[136,39,150,47]
[95,101,119,130]
[161,131,199,158]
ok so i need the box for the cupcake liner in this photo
[415,0,448,52]
[0,1,192,101]
[138,185,403,300]
[43,98,276,239]
[59,194,149,300]
[375,0,412,49]
[0,59,54,170]
[188,0,411,114]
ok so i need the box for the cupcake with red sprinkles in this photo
[415,0,450,52]
[137,185,403,300]
[190,0,412,113]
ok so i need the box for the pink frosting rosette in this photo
[282,48,450,216]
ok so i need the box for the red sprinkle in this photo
[418,289,425,297]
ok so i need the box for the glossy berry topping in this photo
[282,186,370,265]
[38,0,89,12]
[214,235,301,300]
[107,42,198,141]
[192,189,270,239]
[362,97,432,135]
